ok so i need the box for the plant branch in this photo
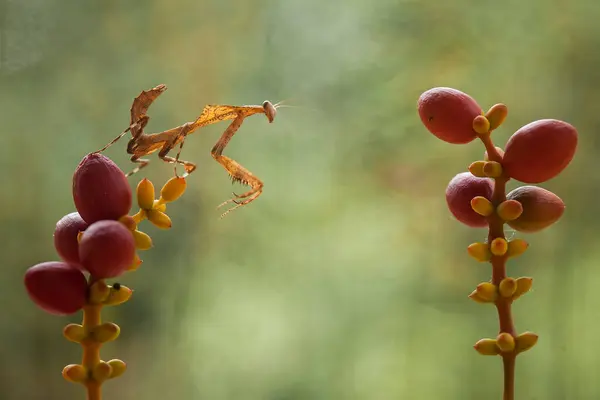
[480,133,516,400]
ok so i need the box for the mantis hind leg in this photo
[125,156,151,177]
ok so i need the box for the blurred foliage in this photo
[1,0,599,399]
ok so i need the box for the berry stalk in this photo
[480,133,516,400]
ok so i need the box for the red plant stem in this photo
[82,303,103,400]
[481,134,516,400]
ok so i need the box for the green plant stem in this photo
[481,134,516,400]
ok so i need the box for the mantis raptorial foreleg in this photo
[210,115,264,218]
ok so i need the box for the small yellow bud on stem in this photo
[467,242,492,262]
[473,115,491,135]
[490,238,508,256]
[515,332,538,353]
[471,196,494,217]
[62,364,87,383]
[147,209,172,229]
[507,239,528,259]
[88,280,110,304]
[483,161,502,178]
[92,361,113,383]
[107,359,127,379]
[103,283,133,306]
[468,161,487,178]
[499,278,517,298]
[497,200,523,221]
[63,324,86,343]
[160,176,187,202]
[133,230,153,250]
[92,322,120,343]
[136,178,156,210]
[512,277,533,301]
[484,103,508,130]
[474,338,500,356]
[476,282,497,302]
[496,333,516,352]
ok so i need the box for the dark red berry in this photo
[446,172,494,227]
[506,186,565,232]
[79,220,135,278]
[418,87,482,144]
[54,212,88,267]
[503,119,577,183]
[24,262,88,315]
[73,153,132,224]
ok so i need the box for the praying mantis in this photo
[96,84,281,218]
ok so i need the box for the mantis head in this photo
[262,100,277,123]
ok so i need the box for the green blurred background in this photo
[1,0,598,399]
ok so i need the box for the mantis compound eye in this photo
[263,100,276,123]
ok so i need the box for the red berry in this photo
[54,212,88,267]
[446,172,494,227]
[418,87,482,144]
[79,220,135,278]
[24,262,88,315]
[503,119,577,183]
[73,153,132,224]
[506,186,565,233]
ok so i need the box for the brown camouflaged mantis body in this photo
[96,84,279,217]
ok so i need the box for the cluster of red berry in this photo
[23,152,186,397]
[418,87,577,398]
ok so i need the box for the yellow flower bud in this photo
[497,200,523,221]
[515,331,538,353]
[92,322,120,343]
[499,278,517,298]
[474,338,500,356]
[473,115,491,135]
[63,324,86,343]
[485,103,508,131]
[468,290,489,304]
[92,361,113,383]
[512,277,533,301]
[496,332,515,352]
[147,209,172,229]
[471,196,494,217]
[483,161,502,178]
[468,161,487,178]
[476,282,497,302]
[160,176,187,203]
[108,359,127,379]
[62,364,87,383]
[490,238,508,256]
[137,178,155,210]
[88,280,110,304]
[103,283,133,306]
[133,230,153,250]
[467,242,492,262]
[507,239,528,259]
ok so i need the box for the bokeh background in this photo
[1,0,599,399]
